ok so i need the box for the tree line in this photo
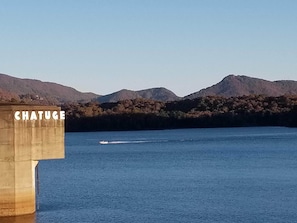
[62,95,297,131]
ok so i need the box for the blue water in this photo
[6,127,297,223]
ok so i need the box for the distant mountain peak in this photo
[0,73,98,103]
[97,87,180,103]
[185,74,297,99]
[2,72,297,104]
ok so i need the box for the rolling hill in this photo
[2,72,297,104]
[97,87,180,103]
[0,73,98,103]
[185,75,297,99]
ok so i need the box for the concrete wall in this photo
[0,105,65,217]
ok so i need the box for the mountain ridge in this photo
[184,75,297,99]
[97,87,180,103]
[1,73,297,104]
[0,73,98,103]
[0,73,180,103]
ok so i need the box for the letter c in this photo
[14,111,21,120]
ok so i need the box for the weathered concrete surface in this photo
[0,213,36,223]
[0,105,64,217]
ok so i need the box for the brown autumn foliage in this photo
[2,94,296,131]
[61,95,297,131]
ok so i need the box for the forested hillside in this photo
[2,73,297,104]
[97,88,180,103]
[0,73,98,104]
[186,75,297,98]
[63,95,297,131]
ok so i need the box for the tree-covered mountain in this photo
[185,75,297,99]
[0,73,180,104]
[2,73,297,105]
[0,73,98,104]
[97,87,180,103]
[2,72,297,131]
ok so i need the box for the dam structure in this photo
[0,104,65,217]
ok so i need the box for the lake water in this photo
[2,127,297,223]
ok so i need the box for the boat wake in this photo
[99,140,150,145]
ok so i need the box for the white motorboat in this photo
[99,141,108,145]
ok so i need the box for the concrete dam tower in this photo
[0,104,65,217]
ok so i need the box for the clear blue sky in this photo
[1,0,297,97]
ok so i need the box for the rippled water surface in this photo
[8,127,297,223]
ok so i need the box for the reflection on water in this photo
[0,214,36,223]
